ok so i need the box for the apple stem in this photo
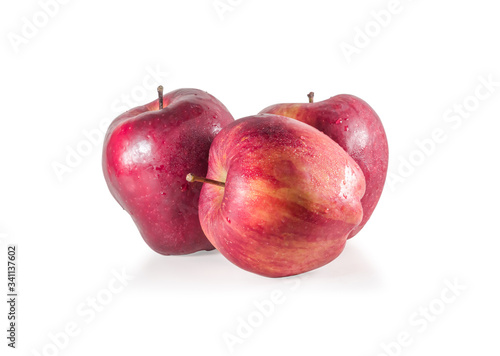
[186,173,225,188]
[157,85,164,109]
[307,92,314,103]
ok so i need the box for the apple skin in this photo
[198,114,366,277]
[259,94,388,239]
[103,88,234,255]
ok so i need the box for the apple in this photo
[188,114,366,277]
[103,87,234,255]
[259,93,388,238]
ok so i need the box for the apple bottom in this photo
[118,172,215,255]
[205,217,349,278]
[199,192,354,278]
[132,217,215,256]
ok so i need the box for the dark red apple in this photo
[103,87,234,255]
[260,94,388,238]
[189,114,366,277]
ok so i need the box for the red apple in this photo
[103,87,234,255]
[259,94,388,238]
[190,114,366,277]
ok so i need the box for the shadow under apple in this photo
[305,241,382,291]
[132,240,381,293]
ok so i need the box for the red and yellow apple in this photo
[190,114,366,277]
[259,94,388,238]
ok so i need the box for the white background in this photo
[1,0,499,355]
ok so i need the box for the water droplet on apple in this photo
[344,126,349,131]
[180,183,189,192]
[226,217,231,224]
